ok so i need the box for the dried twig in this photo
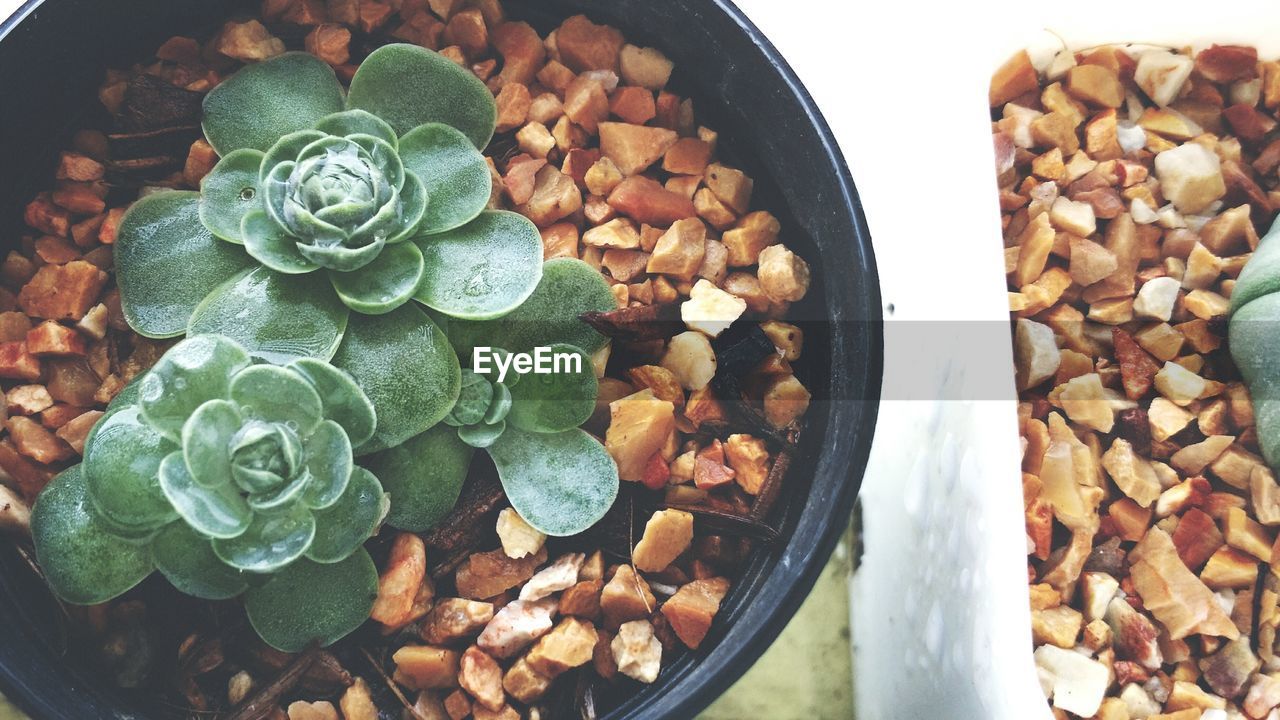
[661,504,780,543]
[361,648,428,720]
[580,303,684,342]
[221,643,319,720]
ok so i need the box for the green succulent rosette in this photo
[113,45,545,453]
[366,259,622,537]
[32,335,384,652]
[369,346,619,538]
[108,42,626,542]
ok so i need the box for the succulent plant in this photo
[112,44,545,454]
[366,259,622,537]
[32,335,385,652]
[370,349,617,537]
[106,42,623,542]
[1230,218,1280,465]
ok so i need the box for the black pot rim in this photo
[0,1,883,718]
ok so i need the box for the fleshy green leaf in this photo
[158,451,252,539]
[414,211,544,321]
[189,267,350,364]
[342,134,405,191]
[243,210,320,274]
[183,400,242,488]
[388,172,428,244]
[202,52,345,155]
[151,521,249,600]
[458,420,505,448]
[315,109,399,148]
[286,359,377,449]
[84,406,179,532]
[448,370,494,426]
[1230,292,1280,464]
[489,427,619,537]
[307,467,383,563]
[398,123,489,235]
[139,335,251,440]
[298,237,387,273]
[484,382,513,424]
[508,344,597,433]
[213,502,316,573]
[115,191,257,338]
[346,44,497,149]
[244,549,377,652]
[301,420,353,509]
[364,423,472,532]
[331,304,460,455]
[246,472,311,512]
[32,465,155,605]
[447,258,615,357]
[200,149,266,244]
[261,130,328,182]
[229,364,325,434]
[329,240,425,315]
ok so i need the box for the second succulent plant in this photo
[32,335,385,652]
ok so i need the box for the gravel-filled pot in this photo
[0,0,881,718]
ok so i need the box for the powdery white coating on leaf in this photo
[202,52,345,155]
[182,399,243,489]
[114,191,257,339]
[414,210,544,321]
[84,406,179,532]
[346,44,497,149]
[307,466,384,563]
[299,420,355,509]
[188,267,350,364]
[244,549,378,652]
[212,501,315,572]
[447,258,615,357]
[229,364,325,433]
[158,451,252,539]
[32,465,155,605]
[364,423,472,532]
[489,427,619,537]
[151,521,249,600]
[199,149,266,245]
[314,109,399,148]
[507,344,597,433]
[329,239,426,315]
[398,123,490,235]
[287,358,378,449]
[242,209,321,275]
[330,304,461,455]
[140,334,251,440]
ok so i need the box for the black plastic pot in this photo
[0,1,881,717]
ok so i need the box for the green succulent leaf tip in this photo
[1229,216,1280,468]
[443,368,514,448]
[32,335,385,652]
